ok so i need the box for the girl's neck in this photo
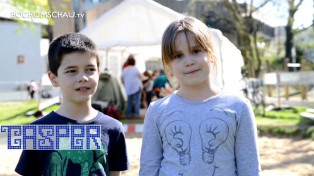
[177,83,220,102]
[56,101,98,122]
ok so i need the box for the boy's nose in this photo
[78,73,88,82]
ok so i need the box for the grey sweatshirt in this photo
[140,91,261,176]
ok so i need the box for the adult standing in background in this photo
[121,55,143,119]
[143,70,154,107]
[153,69,168,98]
[28,80,38,99]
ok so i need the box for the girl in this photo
[140,16,261,176]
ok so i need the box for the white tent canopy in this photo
[80,0,182,49]
[80,0,244,94]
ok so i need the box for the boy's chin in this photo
[71,96,93,104]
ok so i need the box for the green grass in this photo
[43,104,60,113]
[0,100,38,124]
[0,101,60,125]
[255,106,314,138]
[0,101,313,138]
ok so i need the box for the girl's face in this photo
[170,32,213,89]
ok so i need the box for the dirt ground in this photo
[121,134,314,176]
[0,134,313,176]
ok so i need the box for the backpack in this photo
[105,104,121,120]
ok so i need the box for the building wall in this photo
[0,21,44,90]
[85,0,122,25]
[51,0,76,38]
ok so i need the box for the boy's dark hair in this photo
[48,33,99,76]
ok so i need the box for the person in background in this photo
[28,80,38,99]
[143,70,154,108]
[152,69,168,98]
[121,55,143,119]
[140,16,260,176]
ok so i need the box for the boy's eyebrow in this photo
[86,64,96,67]
[64,66,77,70]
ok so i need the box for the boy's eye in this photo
[86,67,97,72]
[65,69,76,73]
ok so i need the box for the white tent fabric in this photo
[80,0,244,94]
[80,0,182,49]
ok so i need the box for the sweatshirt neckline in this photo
[172,90,224,104]
[52,111,101,124]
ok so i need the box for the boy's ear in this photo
[48,71,59,87]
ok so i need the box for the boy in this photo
[15,33,129,176]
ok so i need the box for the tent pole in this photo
[105,49,109,69]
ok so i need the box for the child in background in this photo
[15,33,129,176]
[140,16,261,176]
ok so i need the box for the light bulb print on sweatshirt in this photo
[199,117,229,164]
[164,119,192,166]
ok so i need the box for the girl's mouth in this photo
[185,69,200,74]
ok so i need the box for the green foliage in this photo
[255,106,314,139]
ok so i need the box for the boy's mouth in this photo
[75,87,91,91]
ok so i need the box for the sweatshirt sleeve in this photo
[140,104,163,176]
[235,100,261,176]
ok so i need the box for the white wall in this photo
[0,21,45,90]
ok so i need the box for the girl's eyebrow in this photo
[86,64,96,67]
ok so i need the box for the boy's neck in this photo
[56,100,98,122]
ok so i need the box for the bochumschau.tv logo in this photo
[11,11,85,19]
[0,125,101,150]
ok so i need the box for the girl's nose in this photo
[185,56,194,67]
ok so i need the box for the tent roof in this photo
[80,0,183,49]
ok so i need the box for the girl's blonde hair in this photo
[161,16,217,89]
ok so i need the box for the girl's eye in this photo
[192,48,202,54]
[174,53,183,59]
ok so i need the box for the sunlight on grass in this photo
[3,115,37,125]
[43,104,60,114]
[0,100,37,122]
[0,101,312,138]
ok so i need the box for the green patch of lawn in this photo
[0,100,38,124]
[3,115,37,125]
[0,101,313,138]
[43,104,60,114]
[0,101,60,125]
[120,118,144,124]
[255,106,314,138]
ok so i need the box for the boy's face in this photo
[49,52,100,104]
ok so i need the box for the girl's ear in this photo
[48,71,59,87]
